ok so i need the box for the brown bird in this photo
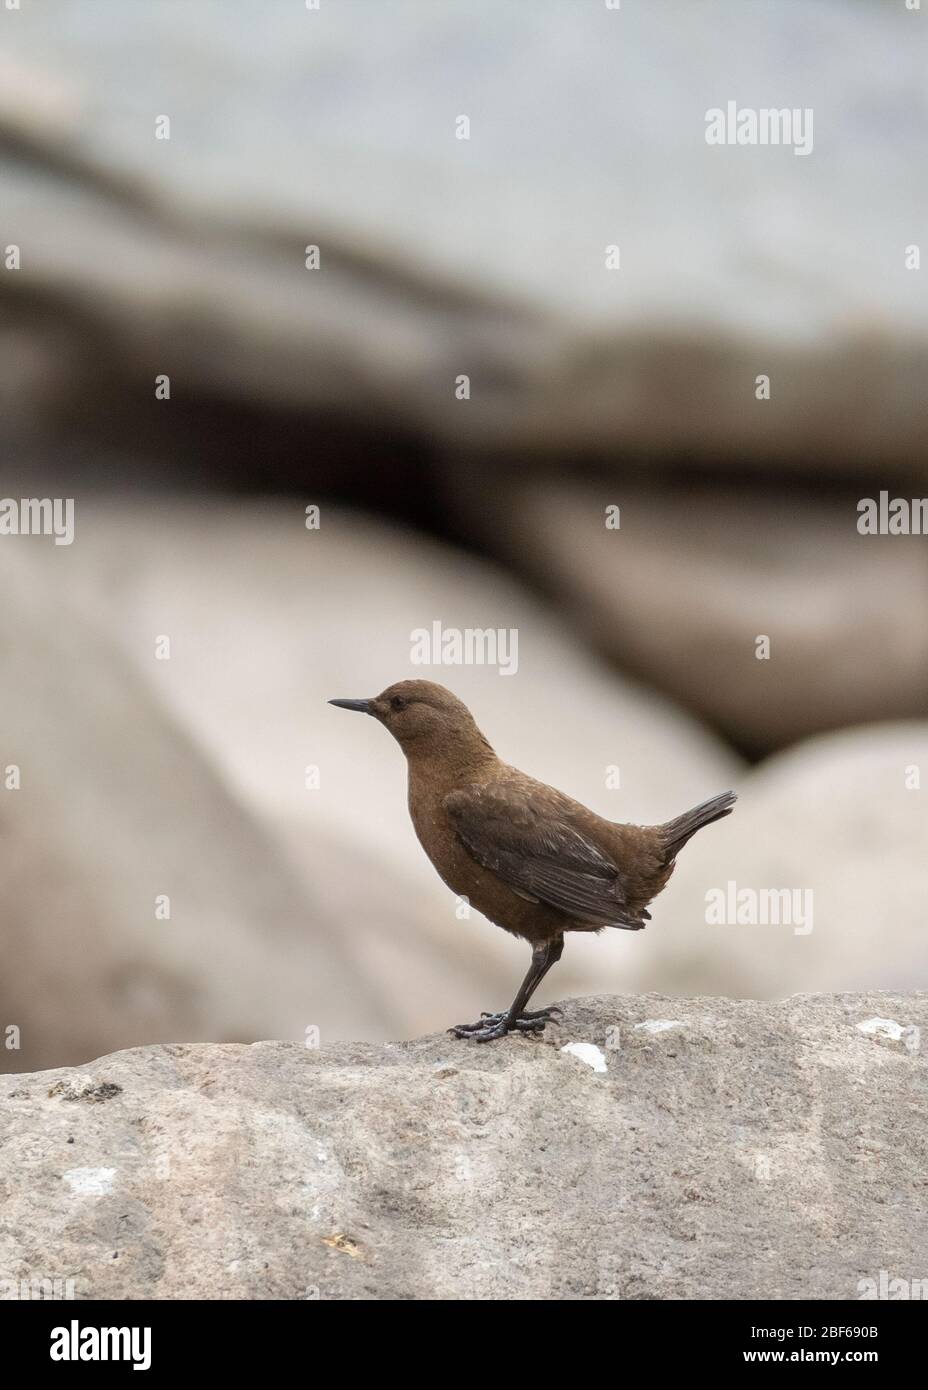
[330,680,736,1042]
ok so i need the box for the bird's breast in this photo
[406,781,563,944]
[407,787,469,887]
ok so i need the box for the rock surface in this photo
[1,993,925,1300]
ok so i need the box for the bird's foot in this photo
[448,1005,562,1043]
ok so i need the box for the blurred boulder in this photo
[449,477,928,753]
[1,0,926,474]
[0,552,422,1073]
[631,722,928,999]
[25,498,741,1027]
[4,495,924,1063]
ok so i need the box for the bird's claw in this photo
[454,1017,511,1042]
[476,1005,561,1023]
[448,1005,562,1042]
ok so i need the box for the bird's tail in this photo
[660,790,737,859]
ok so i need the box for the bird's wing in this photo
[443,781,641,929]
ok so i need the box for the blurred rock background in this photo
[1,0,926,1072]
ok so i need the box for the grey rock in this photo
[648,722,928,1000]
[451,478,928,752]
[1,992,925,1300]
[0,545,411,1071]
[2,1,925,466]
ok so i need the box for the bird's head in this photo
[329,680,490,756]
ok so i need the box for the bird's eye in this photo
[390,695,407,712]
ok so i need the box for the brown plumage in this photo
[330,680,736,1042]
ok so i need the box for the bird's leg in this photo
[450,937,564,1042]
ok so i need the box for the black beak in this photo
[328,698,374,715]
